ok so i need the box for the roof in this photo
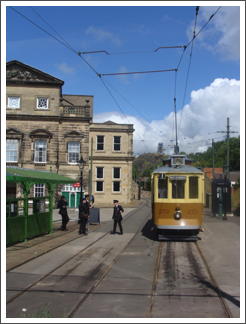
[6,167,77,184]
[6,60,64,85]
[153,165,203,174]
[61,95,93,106]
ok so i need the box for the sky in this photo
[2,2,244,156]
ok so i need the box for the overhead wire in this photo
[9,6,153,154]
[175,6,222,140]
[177,6,199,141]
[9,5,222,155]
[102,78,172,141]
[29,6,77,53]
[79,45,186,55]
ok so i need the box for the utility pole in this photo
[212,139,215,180]
[217,118,238,179]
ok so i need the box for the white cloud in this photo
[93,78,240,155]
[55,62,75,74]
[187,6,240,61]
[85,25,122,46]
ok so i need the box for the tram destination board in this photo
[169,176,187,180]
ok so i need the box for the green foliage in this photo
[187,136,240,171]
[233,177,240,190]
[19,304,67,318]
[231,188,240,216]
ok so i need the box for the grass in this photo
[18,303,67,318]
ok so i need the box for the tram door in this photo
[70,193,76,207]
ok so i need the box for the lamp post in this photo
[223,164,229,220]
[77,155,86,204]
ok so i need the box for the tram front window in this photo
[172,180,185,199]
[189,177,198,198]
[158,178,167,198]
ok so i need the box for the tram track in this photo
[6,199,151,314]
[195,242,232,318]
[6,201,148,273]
[6,199,235,318]
[147,240,232,318]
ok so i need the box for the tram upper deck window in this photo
[189,176,198,199]
[158,177,167,198]
[172,180,185,199]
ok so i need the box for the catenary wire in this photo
[102,78,172,141]
[9,6,222,155]
[29,6,77,53]
[177,6,199,140]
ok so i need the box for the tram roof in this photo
[152,165,203,174]
[6,166,77,184]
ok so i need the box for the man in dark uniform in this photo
[57,195,69,231]
[79,197,88,235]
[84,194,92,233]
[111,200,124,235]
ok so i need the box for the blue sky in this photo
[3,2,244,155]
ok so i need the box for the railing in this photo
[62,106,90,116]
[6,197,50,245]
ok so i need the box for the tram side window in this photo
[189,177,198,199]
[172,180,185,199]
[158,178,168,198]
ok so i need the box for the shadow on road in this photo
[141,219,157,241]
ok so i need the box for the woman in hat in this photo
[111,200,124,235]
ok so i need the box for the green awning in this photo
[6,167,77,185]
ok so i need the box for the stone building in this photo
[6,60,134,206]
[89,121,134,206]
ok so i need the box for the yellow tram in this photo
[151,154,204,241]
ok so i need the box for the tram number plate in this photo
[159,209,169,214]
[169,176,187,180]
[187,209,198,214]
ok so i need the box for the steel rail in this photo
[195,242,233,318]
[68,208,152,317]
[146,241,162,317]
[6,200,149,306]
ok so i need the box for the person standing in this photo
[78,197,88,235]
[84,194,92,232]
[89,193,95,208]
[111,200,124,235]
[57,195,69,231]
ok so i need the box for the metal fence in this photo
[6,197,50,245]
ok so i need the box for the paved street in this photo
[5,199,242,320]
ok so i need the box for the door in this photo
[70,193,76,207]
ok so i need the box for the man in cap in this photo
[78,197,88,235]
[111,200,124,235]
[84,194,92,233]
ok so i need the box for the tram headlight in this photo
[174,210,182,220]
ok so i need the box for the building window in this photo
[113,167,121,179]
[35,184,45,197]
[114,136,121,151]
[96,181,104,192]
[113,181,121,192]
[8,96,20,108]
[35,140,47,163]
[68,142,80,163]
[6,139,18,162]
[97,136,104,150]
[37,97,49,109]
[96,167,104,179]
